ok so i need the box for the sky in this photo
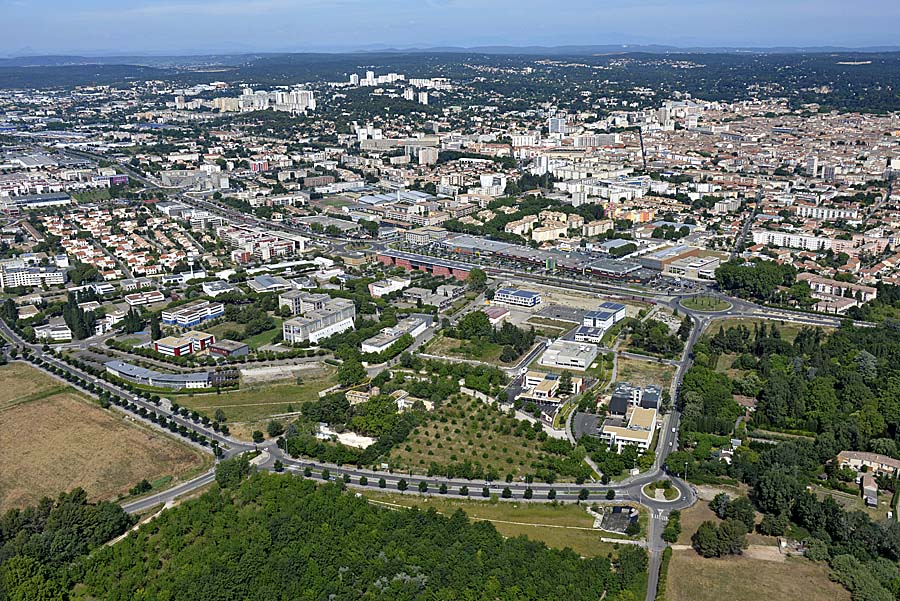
[1,0,898,56]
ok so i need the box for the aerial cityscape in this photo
[1,3,900,601]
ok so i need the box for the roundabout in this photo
[679,295,732,313]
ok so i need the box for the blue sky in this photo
[1,0,898,56]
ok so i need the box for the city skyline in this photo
[1,0,899,56]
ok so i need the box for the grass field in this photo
[680,296,732,312]
[0,365,208,511]
[388,395,558,480]
[616,356,676,390]
[666,551,849,601]
[359,491,623,559]
[176,368,336,434]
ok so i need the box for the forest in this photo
[671,321,900,601]
[46,473,646,601]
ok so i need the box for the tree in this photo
[548,489,557,500]
[215,454,252,488]
[418,481,428,493]
[467,268,487,291]
[578,488,589,501]
[459,485,469,496]
[273,460,284,472]
[717,519,748,555]
[559,371,573,395]
[757,512,789,536]
[338,359,367,387]
[359,476,368,486]
[150,314,161,341]
[606,489,616,500]
[214,408,227,423]
[692,521,721,558]
[267,419,285,438]
[378,477,386,488]
[439,482,447,494]
[502,486,512,498]
[252,430,265,444]
[397,478,408,491]
[625,521,640,536]
[524,488,533,499]
[710,493,731,518]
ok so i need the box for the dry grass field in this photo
[616,356,676,391]
[666,551,849,601]
[0,363,208,512]
[0,362,65,411]
[360,491,623,559]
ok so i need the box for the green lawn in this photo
[680,296,732,312]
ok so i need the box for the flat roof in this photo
[496,288,540,299]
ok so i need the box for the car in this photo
[672,427,676,433]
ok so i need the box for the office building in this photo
[0,265,66,289]
[493,288,541,308]
[540,340,599,370]
[154,330,216,357]
[361,315,429,354]
[161,300,224,328]
[599,405,658,453]
[282,298,356,344]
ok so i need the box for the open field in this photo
[514,282,649,317]
[0,367,208,511]
[206,317,283,349]
[388,394,560,480]
[666,551,849,601]
[710,317,834,344]
[616,356,676,390]
[0,362,65,411]
[424,333,504,363]
[176,367,337,427]
[359,490,623,558]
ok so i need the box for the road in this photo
[51,149,868,597]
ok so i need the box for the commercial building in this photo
[202,281,237,297]
[282,298,356,344]
[599,405,658,453]
[540,340,599,370]
[153,330,216,357]
[376,249,473,282]
[361,315,429,354]
[209,339,250,358]
[493,288,542,308]
[161,300,224,328]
